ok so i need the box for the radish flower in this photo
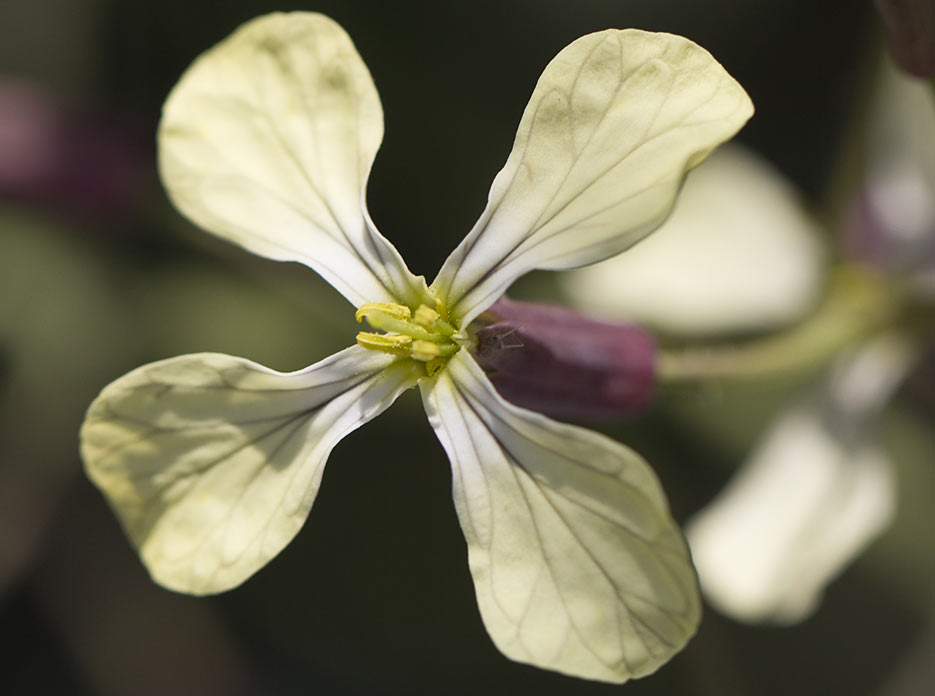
[80,13,751,682]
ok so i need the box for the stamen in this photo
[414,340,459,360]
[411,340,439,361]
[355,302,410,323]
[356,332,413,356]
[414,305,439,327]
[355,300,460,372]
[357,303,445,341]
[414,304,456,337]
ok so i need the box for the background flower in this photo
[559,44,933,633]
[560,145,826,336]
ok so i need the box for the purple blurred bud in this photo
[844,187,935,274]
[0,80,148,223]
[874,0,935,78]
[472,297,657,421]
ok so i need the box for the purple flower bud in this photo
[471,297,656,421]
[874,0,935,78]
[844,187,935,275]
[0,80,147,223]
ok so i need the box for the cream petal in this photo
[686,336,914,623]
[686,408,895,624]
[159,12,427,308]
[80,347,419,595]
[433,29,753,326]
[421,350,699,683]
[561,146,826,335]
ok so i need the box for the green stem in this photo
[656,265,904,383]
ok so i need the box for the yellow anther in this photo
[414,304,439,327]
[355,296,459,371]
[414,302,456,337]
[411,339,440,362]
[355,302,411,323]
[356,331,412,356]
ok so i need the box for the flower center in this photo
[356,302,460,376]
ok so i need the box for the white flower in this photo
[686,335,911,623]
[683,60,932,625]
[79,12,751,683]
[559,63,930,625]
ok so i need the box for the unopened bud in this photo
[874,0,935,78]
[0,81,145,223]
[471,297,656,421]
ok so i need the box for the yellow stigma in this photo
[355,301,460,372]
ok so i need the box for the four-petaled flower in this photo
[80,13,751,683]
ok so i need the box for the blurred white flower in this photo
[686,336,912,623]
[560,51,932,627]
[689,57,934,625]
[561,144,825,336]
[79,13,753,682]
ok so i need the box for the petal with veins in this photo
[421,350,700,683]
[433,29,753,326]
[159,12,427,308]
[80,347,419,595]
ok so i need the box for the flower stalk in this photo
[656,265,907,383]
